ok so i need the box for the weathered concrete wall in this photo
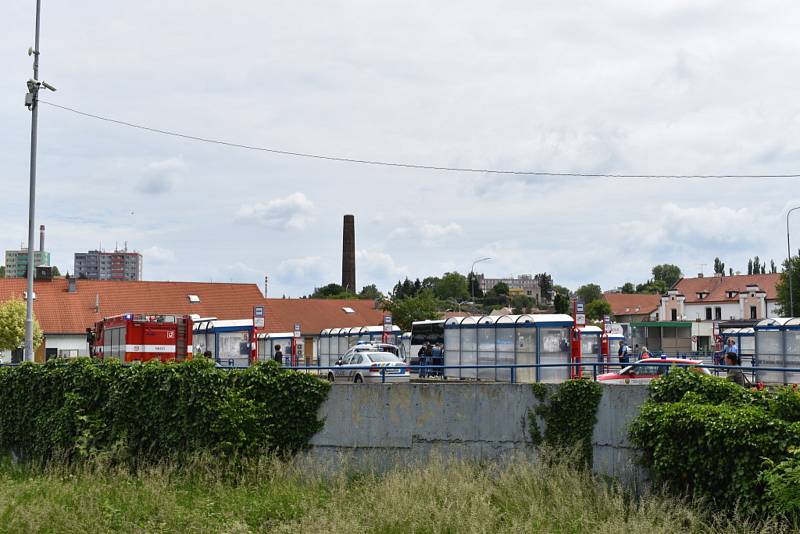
[307,382,649,480]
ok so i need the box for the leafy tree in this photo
[391,278,419,300]
[575,283,602,305]
[586,300,612,321]
[310,283,357,299]
[0,297,43,352]
[493,282,510,296]
[776,252,800,316]
[432,272,469,301]
[553,293,570,314]
[771,259,778,274]
[466,272,483,299]
[382,290,441,331]
[636,279,668,295]
[358,284,383,301]
[748,258,754,275]
[0,265,5,278]
[481,288,510,309]
[510,294,534,315]
[651,264,682,288]
[51,266,61,277]
[536,273,554,303]
[729,267,734,276]
[713,257,725,276]
[553,285,571,298]
[621,282,636,294]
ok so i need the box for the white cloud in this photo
[390,221,463,244]
[142,245,176,264]
[277,256,326,282]
[236,193,314,230]
[136,157,186,194]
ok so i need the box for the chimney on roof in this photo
[698,273,703,278]
[264,275,269,297]
[95,293,100,313]
[39,225,45,253]
[342,214,356,292]
[67,275,77,293]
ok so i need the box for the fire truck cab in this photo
[90,313,193,363]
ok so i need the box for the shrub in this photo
[762,448,800,518]
[0,358,329,463]
[629,368,800,513]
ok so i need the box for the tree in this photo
[536,273,554,303]
[0,297,43,352]
[553,293,570,314]
[510,294,534,315]
[391,278,418,300]
[636,279,668,295]
[776,252,800,316]
[310,283,357,299]
[0,266,5,278]
[713,257,725,276]
[382,290,441,331]
[651,264,682,288]
[621,282,636,294]
[466,272,483,299]
[51,266,61,277]
[747,258,753,275]
[771,259,778,274]
[575,283,602,305]
[432,272,469,301]
[729,267,734,276]
[493,282,510,296]
[358,284,383,301]
[553,285,571,298]
[586,300,612,321]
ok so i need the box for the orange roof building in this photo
[602,292,661,323]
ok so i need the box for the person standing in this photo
[273,345,283,365]
[725,338,739,364]
[725,352,747,386]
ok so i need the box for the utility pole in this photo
[787,206,800,317]
[23,0,56,361]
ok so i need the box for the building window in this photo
[715,307,722,320]
[671,309,677,321]
[705,307,712,320]
[750,305,757,320]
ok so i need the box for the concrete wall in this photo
[308,382,649,482]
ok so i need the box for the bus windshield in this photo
[410,320,445,352]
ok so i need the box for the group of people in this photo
[617,342,651,363]
[417,342,444,377]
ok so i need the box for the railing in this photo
[288,361,800,384]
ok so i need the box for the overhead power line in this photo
[40,100,800,179]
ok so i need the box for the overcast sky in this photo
[2,1,800,297]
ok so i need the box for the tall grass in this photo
[0,452,790,533]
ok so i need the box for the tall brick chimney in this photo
[342,214,356,292]
[39,225,45,253]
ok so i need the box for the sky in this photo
[2,1,800,298]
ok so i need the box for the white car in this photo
[328,351,410,383]
[597,358,710,384]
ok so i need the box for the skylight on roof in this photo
[342,307,355,314]
[188,294,201,303]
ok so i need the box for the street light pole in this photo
[23,0,55,361]
[469,257,492,302]
[787,206,800,318]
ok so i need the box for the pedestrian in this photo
[725,352,748,386]
[618,342,630,364]
[725,338,738,364]
[634,344,640,358]
[273,344,283,365]
[640,346,651,358]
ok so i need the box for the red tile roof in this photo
[0,278,266,334]
[674,273,780,303]
[0,278,388,335]
[602,293,661,316]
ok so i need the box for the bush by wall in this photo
[629,368,800,515]
[0,358,330,463]
[529,379,603,466]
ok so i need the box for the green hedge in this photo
[629,368,800,514]
[0,358,330,462]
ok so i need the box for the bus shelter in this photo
[629,321,692,355]
[755,318,800,384]
[317,325,403,368]
[193,319,253,368]
[257,332,295,366]
[577,325,602,375]
[443,314,574,383]
[721,327,755,366]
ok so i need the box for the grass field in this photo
[0,453,790,533]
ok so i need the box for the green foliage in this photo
[529,380,603,466]
[553,293,570,314]
[621,282,636,293]
[651,264,682,288]
[0,297,43,352]
[575,284,602,305]
[382,289,441,331]
[762,448,800,517]
[432,272,470,301]
[777,252,800,316]
[510,294,533,314]
[310,283,358,299]
[635,279,668,294]
[357,284,384,301]
[0,265,4,278]
[536,272,553,303]
[586,300,611,321]
[629,368,800,514]
[51,265,61,277]
[0,358,329,463]
[492,282,510,296]
[714,257,726,275]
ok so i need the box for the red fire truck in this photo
[88,313,193,363]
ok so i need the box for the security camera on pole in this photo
[23,0,56,361]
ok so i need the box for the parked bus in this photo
[409,319,445,365]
